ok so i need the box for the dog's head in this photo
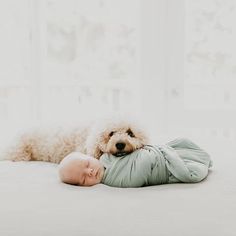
[86,120,149,159]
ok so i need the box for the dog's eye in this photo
[109,131,115,137]
[127,129,135,138]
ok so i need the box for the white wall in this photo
[1,0,236,147]
[140,0,185,137]
[141,0,236,144]
[0,0,142,147]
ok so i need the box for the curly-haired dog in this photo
[5,120,148,163]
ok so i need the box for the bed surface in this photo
[0,139,235,236]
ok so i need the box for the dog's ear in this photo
[92,145,103,159]
[86,129,104,159]
[87,144,103,159]
[85,121,107,159]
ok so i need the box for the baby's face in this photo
[77,157,104,186]
[59,155,104,186]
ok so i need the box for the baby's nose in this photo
[86,168,94,176]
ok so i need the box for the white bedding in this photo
[0,139,235,236]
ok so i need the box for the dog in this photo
[5,120,148,163]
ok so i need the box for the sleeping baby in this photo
[58,138,213,188]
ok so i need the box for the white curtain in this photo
[0,0,236,147]
[0,0,141,147]
[141,0,236,143]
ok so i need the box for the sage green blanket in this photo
[100,138,212,188]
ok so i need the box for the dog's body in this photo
[6,120,148,163]
[6,127,88,163]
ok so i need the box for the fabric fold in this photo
[101,138,212,188]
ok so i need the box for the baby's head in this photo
[58,152,105,186]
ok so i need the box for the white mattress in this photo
[0,139,235,236]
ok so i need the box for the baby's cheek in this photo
[75,175,83,184]
[86,179,97,186]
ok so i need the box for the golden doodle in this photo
[5,120,148,163]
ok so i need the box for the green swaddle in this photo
[100,138,212,188]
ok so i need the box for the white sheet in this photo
[0,138,235,236]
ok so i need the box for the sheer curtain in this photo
[141,0,236,145]
[0,0,236,148]
[0,0,141,148]
[183,0,236,144]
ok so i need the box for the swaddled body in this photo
[100,138,212,187]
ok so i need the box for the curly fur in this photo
[86,120,148,157]
[5,120,148,163]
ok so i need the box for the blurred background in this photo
[0,0,236,149]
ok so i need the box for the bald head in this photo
[58,152,104,186]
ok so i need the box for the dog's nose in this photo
[116,142,126,151]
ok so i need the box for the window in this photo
[0,0,141,147]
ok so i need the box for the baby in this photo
[59,138,213,188]
[58,152,104,186]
